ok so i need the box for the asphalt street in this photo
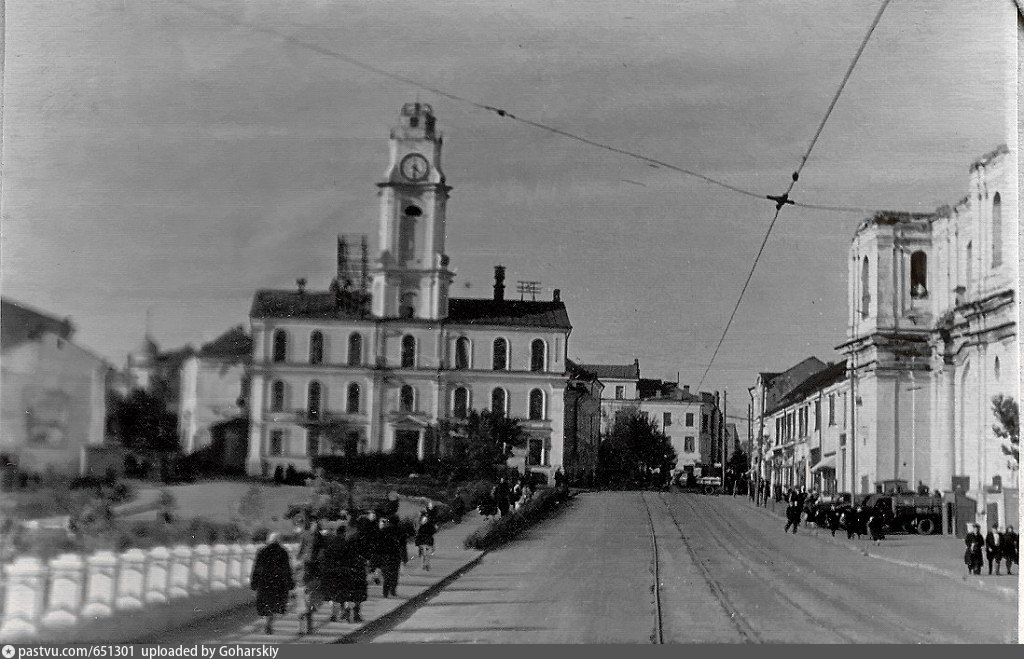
[371,491,1018,644]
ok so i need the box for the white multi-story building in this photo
[245,104,572,481]
[840,144,1017,526]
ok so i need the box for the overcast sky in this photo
[2,0,1014,432]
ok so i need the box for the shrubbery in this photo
[463,487,571,551]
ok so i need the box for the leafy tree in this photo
[992,394,1019,470]
[435,409,527,480]
[598,408,676,488]
[726,447,749,481]
[107,389,179,454]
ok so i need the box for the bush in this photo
[463,488,571,551]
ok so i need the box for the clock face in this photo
[400,153,430,181]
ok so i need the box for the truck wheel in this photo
[903,520,918,534]
[704,485,716,495]
[917,518,935,535]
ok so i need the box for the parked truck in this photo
[861,493,943,534]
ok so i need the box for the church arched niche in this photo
[398,204,421,265]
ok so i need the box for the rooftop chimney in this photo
[683,385,690,393]
[493,265,506,301]
[552,289,560,302]
[297,278,307,294]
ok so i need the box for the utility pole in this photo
[722,390,728,487]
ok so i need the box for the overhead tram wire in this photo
[175,0,869,214]
[695,0,892,392]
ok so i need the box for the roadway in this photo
[370,490,1017,643]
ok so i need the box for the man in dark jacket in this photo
[784,500,801,534]
[1002,525,1017,576]
[493,478,512,517]
[250,533,295,635]
[376,515,409,597]
[964,523,984,575]
[985,523,1004,575]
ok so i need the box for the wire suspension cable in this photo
[175,0,870,212]
[697,0,891,390]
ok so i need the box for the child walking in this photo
[415,511,437,571]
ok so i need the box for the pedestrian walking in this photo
[867,511,886,545]
[784,500,801,534]
[493,478,512,518]
[1002,526,1017,576]
[842,506,858,540]
[964,523,984,575]
[315,520,349,623]
[338,511,371,623]
[250,533,295,635]
[826,505,840,537]
[296,520,325,634]
[415,511,437,571]
[376,515,409,597]
[985,523,1004,575]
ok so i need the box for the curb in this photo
[739,499,1018,602]
[334,549,488,644]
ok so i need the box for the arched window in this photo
[347,383,361,414]
[994,356,1001,381]
[992,192,1002,267]
[492,338,508,370]
[491,388,507,415]
[307,381,322,419]
[400,385,415,412]
[965,241,973,290]
[270,380,286,412]
[347,333,362,366]
[530,339,546,372]
[272,329,288,363]
[455,337,471,369]
[309,331,324,365]
[910,251,928,299]
[860,257,870,317]
[398,215,416,265]
[452,387,469,419]
[529,389,545,421]
[400,292,417,319]
[401,335,417,368]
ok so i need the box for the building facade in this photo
[1,298,112,475]
[578,361,641,432]
[246,104,572,481]
[563,361,604,484]
[840,144,1017,525]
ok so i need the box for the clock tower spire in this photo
[370,102,454,320]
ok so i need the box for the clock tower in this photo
[370,102,454,320]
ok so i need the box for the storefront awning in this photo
[810,454,836,473]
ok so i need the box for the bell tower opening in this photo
[370,104,454,320]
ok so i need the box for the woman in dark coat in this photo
[250,534,295,635]
[376,515,408,597]
[339,513,371,623]
[316,522,351,623]
[964,523,984,575]
[296,521,324,634]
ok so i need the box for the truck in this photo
[861,493,943,535]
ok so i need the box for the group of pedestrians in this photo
[249,497,442,636]
[478,474,539,519]
[780,487,889,545]
[964,523,1018,577]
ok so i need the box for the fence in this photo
[0,542,298,642]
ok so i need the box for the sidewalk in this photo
[735,494,1018,601]
[152,509,492,644]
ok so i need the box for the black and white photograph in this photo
[0,0,1019,645]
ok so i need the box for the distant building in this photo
[840,144,1017,526]
[563,361,603,484]
[577,360,640,431]
[0,298,113,474]
[246,104,573,482]
[177,326,252,472]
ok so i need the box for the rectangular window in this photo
[615,386,624,400]
[685,412,694,427]
[269,430,285,456]
[684,436,695,452]
[828,394,836,426]
[663,412,672,427]
[814,400,821,431]
[702,414,708,432]
[842,393,848,427]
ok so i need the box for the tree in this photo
[726,448,749,483]
[435,409,528,480]
[598,408,676,488]
[992,394,1019,470]
[107,389,179,454]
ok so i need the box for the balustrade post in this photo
[82,551,118,618]
[41,553,86,629]
[145,547,170,604]
[190,545,211,594]
[168,545,193,599]
[225,544,243,588]
[0,557,46,640]
[209,544,229,591]
[115,548,147,611]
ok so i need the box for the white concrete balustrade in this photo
[0,542,279,642]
